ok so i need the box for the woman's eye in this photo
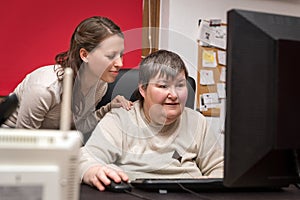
[106,54,116,60]
[176,80,187,88]
[158,84,168,88]
[177,83,186,87]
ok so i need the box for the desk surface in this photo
[80,183,300,200]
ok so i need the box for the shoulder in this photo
[100,101,141,126]
[182,107,206,121]
[28,65,58,76]
[181,107,207,129]
[109,101,140,118]
[15,65,62,103]
[22,65,61,87]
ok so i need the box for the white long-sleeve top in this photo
[79,101,224,180]
[3,65,111,135]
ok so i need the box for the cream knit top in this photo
[3,65,111,135]
[79,101,224,180]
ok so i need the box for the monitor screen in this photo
[224,9,300,188]
[0,129,82,200]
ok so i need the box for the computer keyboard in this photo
[130,178,226,192]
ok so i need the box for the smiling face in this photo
[139,70,188,125]
[81,34,124,83]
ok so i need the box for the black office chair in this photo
[0,93,18,126]
[97,68,196,109]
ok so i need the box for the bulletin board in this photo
[196,46,226,117]
[196,20,227,117]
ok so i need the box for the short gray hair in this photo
[136,49,188,102]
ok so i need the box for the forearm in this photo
[95,103,111,119]
[201,154,224,177]
[79,146,128,192]
[79,147,104,181]
[197,143,224,178]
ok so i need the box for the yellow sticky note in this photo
[203,50,215,63]
[202,50,217,68]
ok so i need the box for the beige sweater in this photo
[79,101,224,180]
[3,65,111,135]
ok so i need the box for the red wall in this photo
[0,0,143,96]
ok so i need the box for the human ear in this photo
[138,84,146,98]
[79,48,89,63]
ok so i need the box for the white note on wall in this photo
[203,92,219,104]
[200,70,215,85]
[197,20,227,50]
[217,83,226,99]
[220,67,226,82]
[217,50,226,65]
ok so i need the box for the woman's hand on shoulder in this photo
[82,165,129,191]
[110,95,133,110]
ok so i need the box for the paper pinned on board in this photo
[202,50,217,68]
[220,67,226,82]
[199,93,221,112]
[217,83,226,99]
[200,69,215,85]
[197,20,227,50]
[217,50,226,65]
[202,92,219,104]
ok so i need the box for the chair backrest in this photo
[0,93,18,125]
[97,69,196,109]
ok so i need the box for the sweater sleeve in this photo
[95,103,111,119]
[78,110,123,180]
[16,84,55,129]
[195,114,224,178]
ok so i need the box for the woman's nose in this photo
[167,86,178,99]
[114,56,123,67]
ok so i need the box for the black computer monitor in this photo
[224,9,300,188]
